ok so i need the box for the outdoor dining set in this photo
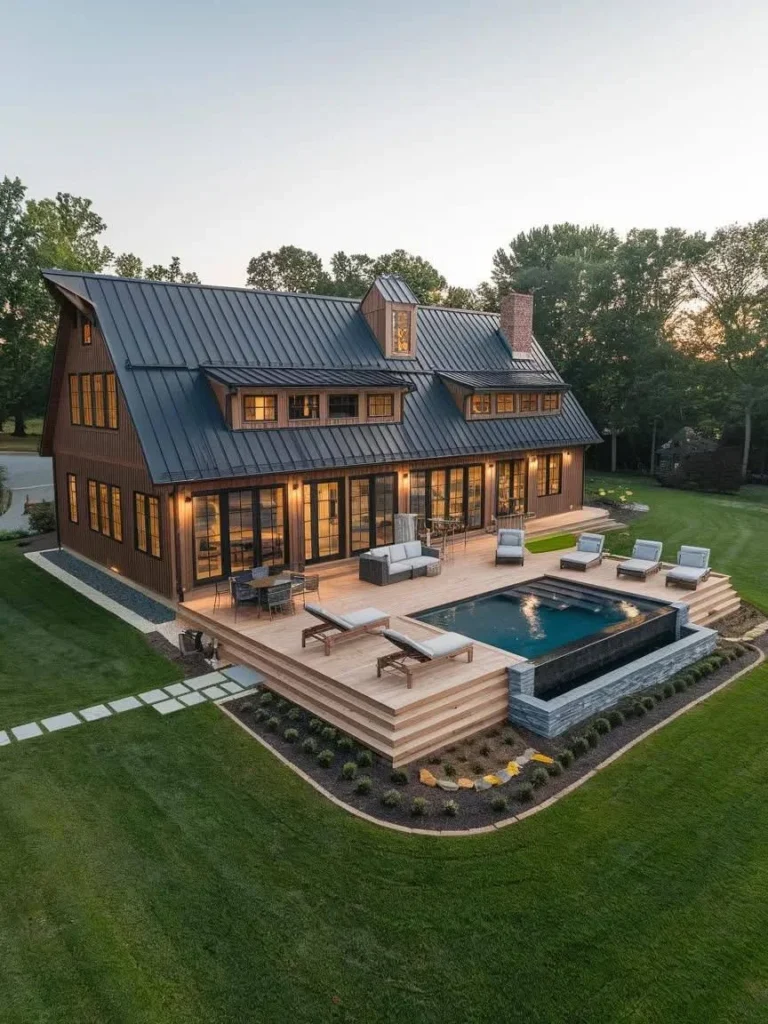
[215,567,321,621]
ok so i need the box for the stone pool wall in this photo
[507,616,718,738]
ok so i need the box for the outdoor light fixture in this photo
[292,482,300,491]
[403,472,409,479]
[184,494,192,504]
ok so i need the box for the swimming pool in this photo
[412,577,665,660]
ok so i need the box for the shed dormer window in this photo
[289,394,319,420]
[392,310,412,354]
[471,394,491,415]
[329,394,358,419]
[244,395,277,422]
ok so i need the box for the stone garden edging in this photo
[219,643,765,838]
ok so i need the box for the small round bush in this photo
[266,715,280,732]
[571,736,589,757]
[503,733,516,746]
[428,755,442,765]
[390,769,409,786]
[336,735,355,752]
[585,729,599,748]
[356,749,373,768]
[307,717,323,733]
[690,665,704,681]
[491,795,508,812]
[531,767,549,788]
[381,788,402,808]
[240,701,254,714]
[341,761,358,780]
[301,737,318,755]
[253,707,269,723]
[320,726,337,742]
[662,682,675,698]
[653,691,664,705]
[633,701,646,718]
[443,762,457,778]
[607,709,624,728]
[411,797,429,816]
[557,749,574,769]
[641,695,655,711]
[275,699,288,713]
[355,776,372,795]
[479,743,491,757]
[517,783,534,803]
[259,691,273,706]
[673,677,687,693]
[283,727,299,743]
[317,749,335,768]
[286,707,302,721]
[594,717,611,735]
[734,643,747,657]
[443,799,459,817]
[472,762,485,775]
[546,759,563,777]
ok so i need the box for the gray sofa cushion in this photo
[404,540,422,558]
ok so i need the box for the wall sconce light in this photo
[184,493,192,504]
[403,472,409,480]
[487,461,493,468]
[292,482,300,491]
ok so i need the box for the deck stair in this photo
[500,589,568,611]
[512,580,605,614]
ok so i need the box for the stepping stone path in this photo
[0,666,255,750]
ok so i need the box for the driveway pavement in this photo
[0,454,54,531]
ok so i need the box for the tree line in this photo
[2,174,766,478]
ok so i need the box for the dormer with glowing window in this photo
[360,274,418,360]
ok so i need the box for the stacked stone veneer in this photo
[507,603,718,738]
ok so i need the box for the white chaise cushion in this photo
[305,603,351,630]
[420,632,473,657]
[577,533,604,554]
[386,560,413,576]
[620,558,657,573]
[667,565,708,583]
[678,545,710,568]
[562,550,600,566]
[388,543,408,563]
[404,540,422,559]
[339,607,388,628]
[497,545,524,559]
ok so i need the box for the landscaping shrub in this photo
[320,726,336,742]
[356,749,373,768]
[341,761,358,780]
[443,799,459,817]
[472,762,485,775]
[446,745,456,753]
[662,682,675,698]
[429,755,442,765]
[571,736,589,757]
[307,717,323,733]
[557,749,574,769]
[531,767,549,788]
[491,795,508,812]
[503,734,515,746]
[653,691,664,704]
[546,760,563,777]
[479,743,491,757]
[287,707,302,721]
[301,737,318,755]
[253,708,269,723]
[390,769,409,786]
[585,729,599,748]
[283,727,299,743]
[658,445,742,494]
[443,762,457,778]
[673,677,687,693]
[594,718,611,735]
[411,797,429,816]
[517,783,534,803]
[641,696,655,712]
[381,789,402,808]
[0,528,30,542]
[336,736,355,752]
[633,701,646,718]
[355,776,372,795]
[266,716,280,732]
[27,501,56,534]
[317,749,335,768]
[240,701,254,713]
[607,709,624,728]
[275,699,288,713]
[259,691,273,706]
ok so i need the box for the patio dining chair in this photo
[266,581,294,620]
[231,574,261,622]
[251,566,269,580]
[291,573,320,606]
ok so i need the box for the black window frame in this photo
[68,374,81,425]
[542,392,561,412]
[288,393,320,421]
[470,394,491,415]
[135,491,162,559]
[537,453,563,498]
[496,458,528,516]
[86,478,122,540]
[67,473,79,524]
[519,393,539,413]
[350,473,398,553]
[303,478,345,564]
[409,465,484,530]
[243,394,277,423]
[328,394,359,419]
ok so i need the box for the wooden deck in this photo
[179,511,739,765]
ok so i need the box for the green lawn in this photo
[0,417,42,452]
[1,490,768,1023]
[589,473,768,612]
[526,531,576,553]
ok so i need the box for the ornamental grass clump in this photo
[266,716,280,732]
[571,736,589,758]
[259,691,273,706]
[253,708,269,723]
[286,707,302,721]
[411,797,429,816]
[320,726,337,742]
[531,767,549,788]
[390,769,409,786]
[662,682,675,698]
[585,729,599,748]
[443,799,459,817]
[283,727,299,743]
[341,761,358,780]
[491,795,508,812]
[517,783,534,803]
[594,718,611,735]
[607,709,624,728]
[641,696,655,712]
[317,749,335,768]
[301,737,318,755]
[557,749,574,769]
[356,749,373,768]
[355,776,372,795]
[381,789,402,808]
[336,735,355,753]
[443,762,457,778]
[307,717,323,733]
[546,760,563,777]
[633,701,646,718]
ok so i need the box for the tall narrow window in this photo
[135,494,148,553]
[228,490,254,573]
[148,497,160,558]
[82,319,92,345]
[466,465,483,528]
[409,470,427,522]
[243,395,277,422]
[136,492,162,559]
[69,375,81,425]
[497,460,527,515]
[93,373,105,427]
[392,310,411,354]
[67,473,78,523]
[88,480,99,531]
[81,374,93,426]
[106,372,118,429]
[537,453,562,497]
[111,487,123,542]
[258,486,285,565]
[449,468,464,520]
[99,483,111,537]
[470,394,491,415]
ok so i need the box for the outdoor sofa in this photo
[495,528,525,565]
[665,546,712,590]
[358,541,441,586]
[616,539,663,580]
[559,532,605,571]
[376,629,474,688]
[302,603,390,655]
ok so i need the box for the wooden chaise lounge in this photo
[616,539,663,580]
[376,629,474,689]
[302,603,390,656]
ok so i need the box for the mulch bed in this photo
[15,530,57,552]
[145,631,212,680]
[226,642,760,832]
[715,601,766,637]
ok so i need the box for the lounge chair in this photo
[665,546,711,590]
[616,539,663,580]
[559,532,605,571]
[495,529,525,565]
[377,629,474,689]
[301,603,390,655]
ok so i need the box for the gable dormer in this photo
[360,274,418,359]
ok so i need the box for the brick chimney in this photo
[499,292,533,360]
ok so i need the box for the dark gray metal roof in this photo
[202,365,414,391]
[371,273,419,305]
[43,270,602,484]
[437,370,570,393]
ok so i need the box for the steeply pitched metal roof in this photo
[371,273,419,305]
[437,370,570,393]
[42,270,601,484]
[202,366,414,390]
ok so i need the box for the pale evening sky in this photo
[3,0,766,289]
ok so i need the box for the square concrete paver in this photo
[0,731,10,747]
[109,697,142,714]
[154,698,183,715]
[185,671,226,691]
[138,689,168,705]
[180,691,206,707]
[41,712,81,733]
[202,685,227,700]
[221,665,266,688]
[80,704,112,722]
[165,682,190,698]
[220,681,242,695]
[12,722,43,742]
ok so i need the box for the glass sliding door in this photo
[303,480,344,563]
[228,490,254,573]
[350,478,371,553]
[258,486,286,565]
[193,486,287,582]
[448,468,464,521]
[409,470,427,525]
[351,474,397,552]
[497,459,527,515]
[408,466,483,529]
[193,494,223,581]
[373,474,396,546]
[430,470,447,522]
[466,465,483,528]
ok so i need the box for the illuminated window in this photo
[497,460,527,515]
[106,372,118,429]
[288,394,319,420]
[392,310,412,354]
[495,394,515,414]
[367,393,394,418]
[93,373,105,427]
[67,473,78,523]
[111,488,123,542]
[243,395,277,422]
[99,483,111,536]
[537,453,562,497]
[542,392,560,412]
[135,494,148,553]
[81,374,93,426]
[135,492,161,558]
[471,394,491,415]
[328,394,358,418]
[87,480,99,531]
[69,375,81,425]
[519,393,539,413]
[82,320,92,345]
